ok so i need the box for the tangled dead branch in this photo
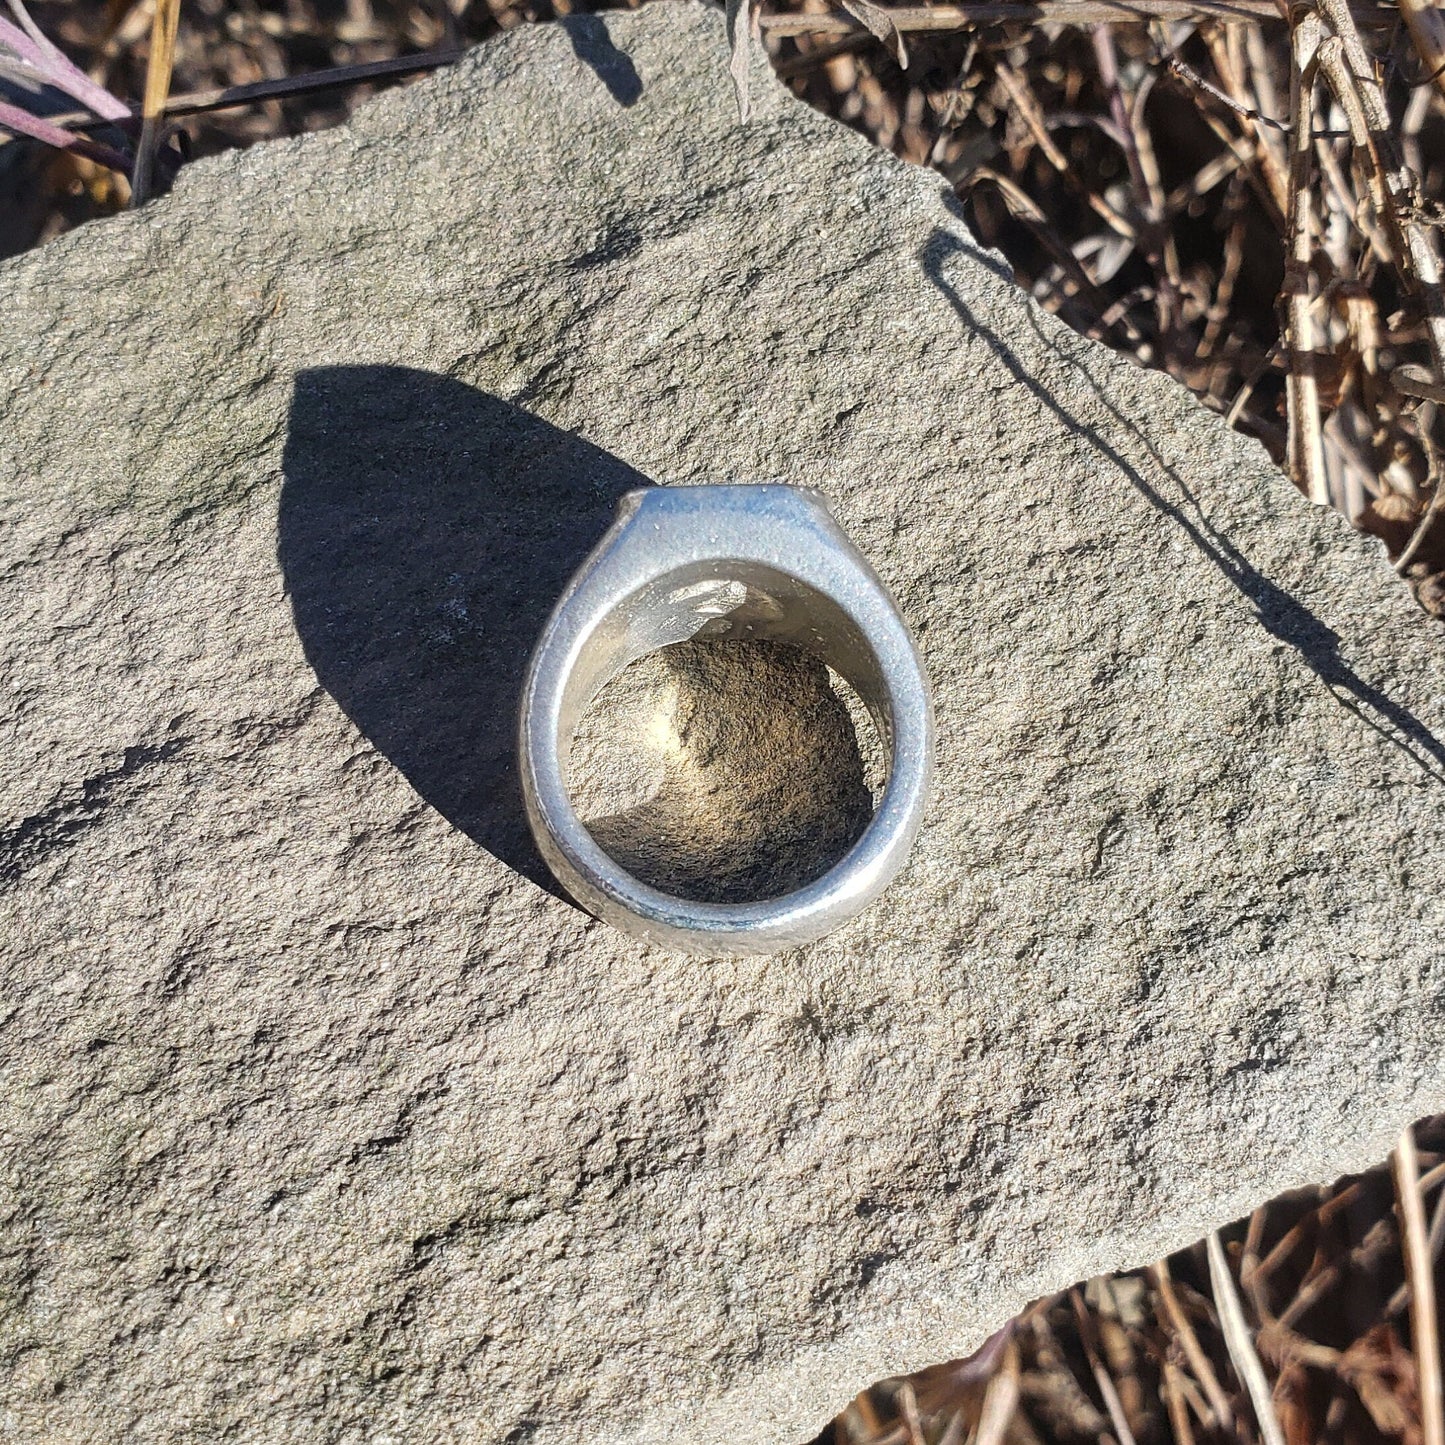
[769,0,1445,614]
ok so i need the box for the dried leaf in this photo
[1358,490,1423,555]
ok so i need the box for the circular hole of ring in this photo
[566,639,888,904]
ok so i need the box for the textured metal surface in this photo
[519,484,935,954]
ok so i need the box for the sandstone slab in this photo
[2,6,1444,1442]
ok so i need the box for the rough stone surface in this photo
[2,5,1444,1442]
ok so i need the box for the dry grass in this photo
[769,0,1445,615]
[818,1115,1445,1445]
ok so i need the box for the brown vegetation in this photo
[819,1116,1445,1445]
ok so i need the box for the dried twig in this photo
[992,60,1136,239]
[53,48,465,129]
[1,0,129,121]
[1160,1358,1199,1445]
[896,1382,925,1445]
[1314,0,1445,389]
[1209,25,1290,211]
[962,168,1145,341]
[131,0,181,204]
[1240,1204,1272,1327]
[1150,1259,1235,1432]
[755,0,1397,33]
[1070,1289,1138,1445]
[1284,7,1327,504]
[1399,0,1445,102]
[973,1354,1019,1445]
[1394,1126,1445,1445]
[1277,1215,1398,1330]
[772,33,874,78]
[0,95,131,169]
[1167,50,1281,126]
[1206,1231,1287,1445]
[0,0,133,169]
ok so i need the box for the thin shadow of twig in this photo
[922,228,1445,784]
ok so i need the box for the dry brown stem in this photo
[992,59,1136,238]
[1399,0,1445,103]
[1207,1230,1287,1445]
[52,48,465,128]
[1393,1126,1445,1445]
[1314,0,1445,388]
[1069,1289,1138,1445]
[1284,6,1327,504]
[973,1351,1020,1445]
[755,0,1396,35]
[130,0,179,205]
[897,1382,925,1445]
[1150,1259,1235,1432]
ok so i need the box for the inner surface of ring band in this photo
[557,561,895,811]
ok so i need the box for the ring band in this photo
[518,484,934,955]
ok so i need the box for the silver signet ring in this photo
[518,484,934,955]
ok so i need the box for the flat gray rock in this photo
[2,5,1443,1442]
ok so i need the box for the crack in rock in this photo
[0,738,188,884]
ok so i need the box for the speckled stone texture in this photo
[1,5,1443,1443]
